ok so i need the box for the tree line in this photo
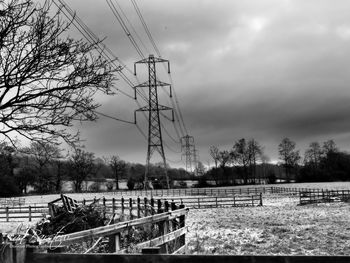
[204,137,350,186]
[0,141,192,197]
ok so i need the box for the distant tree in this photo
[69,148,95,192]
[0,0,115,146]
[209,146,220,169]
[107,155,126,190]
[231,139,250,184]
[25,142,61,193]
[304,142,322,168]
[247,139,263,182]
[195,161,206,176]
[323,139,338,156]
[218,150,232,168]
[278,138,300,182]
[260,154,270,183]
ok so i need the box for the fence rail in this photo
[300,190,350,205]
[0,193,262,222]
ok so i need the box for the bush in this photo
[127,178,135,190]
[106,181,114,191]
[88,182,100,192]
[0,176,20,197]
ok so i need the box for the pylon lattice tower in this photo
[181,135,195,173]
[134,54,173,189]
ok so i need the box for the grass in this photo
[2,182,350,255]
[186,194,350,255]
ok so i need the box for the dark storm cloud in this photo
[64,0,350,165]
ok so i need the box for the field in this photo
[1,182,350,255]
[186,194,350,255]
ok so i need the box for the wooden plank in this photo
[135,227,187,249]
[172,244,187,254]
[40,208,188,246]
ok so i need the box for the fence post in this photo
[6,207,9,222]
[164,200,169,212]
[83,199,86,205]
[108,218,121,253]
[112,198,116,215]
[259,193,263,206]
[216,197,218,208]
[150,198,155,215]
[129,198,133,219]
[121,197,125,218]
[29,205,32,222]
[179,203,186,247]
[144,197,148,217]
[137,197,141,218]
[197,198,200,209]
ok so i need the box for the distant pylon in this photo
[181,135,195,173]
[134,54,174,189]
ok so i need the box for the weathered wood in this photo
[40,208,188,247]
[135,227,187,249]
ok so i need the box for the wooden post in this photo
[29,206,32,222]
[157,199,162,214]
[108,218,121,253]
[112,198,116,215]
[121,197,125,218]
[129,198,133,219]
[164,200,169,212]
[259,193,263,206]
[252,195,254,206]
[144,197,148,217]
[6,207,9,222]
[197,198,200,209]
[216,197,218,208]
[83,199,86,205]
[150,198,155,215]
[137,197,141,218]
[179,203,186,247]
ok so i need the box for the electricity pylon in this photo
[134,54,173,189]
[181,135,194,173]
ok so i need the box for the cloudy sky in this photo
[63,0,350,167]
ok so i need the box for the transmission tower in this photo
[181,135,195,173]
[134,54,174,189]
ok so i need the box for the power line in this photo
[94,110,135,125]
[130,0,161,58]
[106,0,145,59]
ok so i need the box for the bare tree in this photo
[304,142,322,168]
[322,139,338,156]
[278,137,300,182]
[69,148,95,192]
[0,0,115,145]
[247,139,263,182]
[106,155,126,190]
[25,142,61,193]
[209,146,220,169]
[231,138,250,184]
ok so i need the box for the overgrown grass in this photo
[186,194,350,255]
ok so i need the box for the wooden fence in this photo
[0,194,262,222]
[0,205,47,222]
[107,186,273,197]
[0,197,25,207]
[299,190,350,205]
